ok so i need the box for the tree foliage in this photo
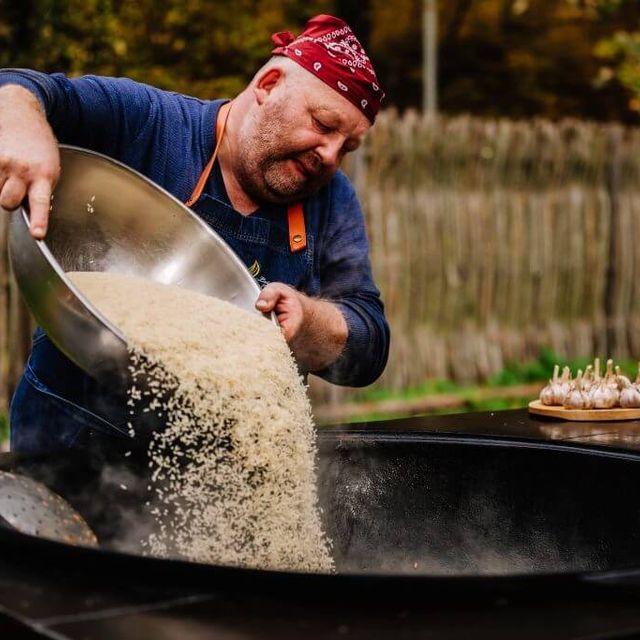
[0,0,334,97]
[592,0,640,114]
[368,0,640,122]
[1,0,640,121]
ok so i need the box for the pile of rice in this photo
[68,271,333,573]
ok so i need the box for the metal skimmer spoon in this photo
[0,470,98,547]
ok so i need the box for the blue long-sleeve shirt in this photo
[0,69,389,387]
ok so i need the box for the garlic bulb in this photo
[605,359,618,389]
[593,357,601,382]
[615,365,631,391]
[620,378,640,408]
[555,366,572,404]
[563,369,593,409]
[581,376,594,409]
[590,378,618,409]
[540,364,573,405]
[540,364,560,405]
[582,364,594,393]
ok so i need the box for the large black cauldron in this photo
[2,431,640,601]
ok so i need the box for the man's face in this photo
[236,68,370,205]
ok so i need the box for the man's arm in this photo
[256,283,348,372]
[0,69,185,236]
[314,177,390,387]
[0,69,156,237]
[0,69,157,159]
[257,176,390,387]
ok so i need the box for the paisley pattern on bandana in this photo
[271,15,385,124]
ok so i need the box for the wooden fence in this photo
[4,111,640,412]
[326,110,640,400]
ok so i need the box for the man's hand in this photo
[0,85,60,239]
[256,282,348,372]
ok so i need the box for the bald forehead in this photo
[278,61,371,133]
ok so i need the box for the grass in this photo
[487,347,639,387]
[338,393,534,424]
[356,348,640,403]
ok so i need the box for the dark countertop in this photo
[333,406,640,451]
[4,407,640,639]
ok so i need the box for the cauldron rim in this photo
[0,513,637,603]
[316,429,640,461]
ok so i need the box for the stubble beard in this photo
[235,113,331,205]
[261,152,328,201]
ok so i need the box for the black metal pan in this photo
[2,431,640,603]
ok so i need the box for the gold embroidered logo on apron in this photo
[248,260,261,278]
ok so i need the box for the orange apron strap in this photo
[287,202,306,252]
[185,101,232,208]
[186,100,305,254]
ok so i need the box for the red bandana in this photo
[271,14,385,124]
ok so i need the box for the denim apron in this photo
[183,101,311,283]
[10,101,313,453]
[193,192,313,290]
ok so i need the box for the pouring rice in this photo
[68,271,333,573]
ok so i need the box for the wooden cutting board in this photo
[528,399,640,421]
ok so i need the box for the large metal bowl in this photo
[8,145,266,390]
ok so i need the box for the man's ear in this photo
[254,67,285,105]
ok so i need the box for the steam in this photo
[316,437,607,576]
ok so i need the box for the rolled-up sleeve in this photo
[315,180,390,387]
[0,69,156,159]
[0,68,208,199]
[0,68,51,107]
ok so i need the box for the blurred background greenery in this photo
[2,0,640,121]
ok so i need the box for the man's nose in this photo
[315,136,344,171]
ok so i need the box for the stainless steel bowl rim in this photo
[23,144,275,342]
[18,206,128,343]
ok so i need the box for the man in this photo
[0,15,390,452]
